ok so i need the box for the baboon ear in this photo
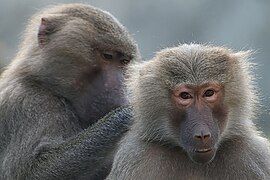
[38,18,53,47]
[38,15,66,48]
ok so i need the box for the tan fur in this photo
[108,44,270,180]
[0,4,140,179]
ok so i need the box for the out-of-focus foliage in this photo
[0,0,269,136]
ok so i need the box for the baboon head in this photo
[3,4,140,128]
[127,44,255,164]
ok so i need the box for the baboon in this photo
[107,44,270,180]
[0,4,139,180]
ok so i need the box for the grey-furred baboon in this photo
[107,44,270,180]
[0,3,140,180]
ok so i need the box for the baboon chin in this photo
[107,44,270,180]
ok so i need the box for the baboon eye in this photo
[120,59,130,65]
[180,92,192,99]
[204,89,215,97]
[102,52,114,60]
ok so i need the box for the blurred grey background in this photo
[0,0,269,135]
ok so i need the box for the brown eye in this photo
[120,59,130,65]
[204,89,215,97]
[180,92,192,99]
[102,53,113,60]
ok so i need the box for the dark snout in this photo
[181,106,219,164]
[190,123,217,164]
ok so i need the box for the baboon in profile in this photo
[0,3,140,180]
[107,44,270,180]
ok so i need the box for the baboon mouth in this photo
[195,148,212,153]
[189,148,216,164]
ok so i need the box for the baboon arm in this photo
[4,107,132,180]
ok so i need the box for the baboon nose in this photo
[194,131,211,143]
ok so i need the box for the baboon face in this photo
[32,4,139,126]
[76,49,133,124]
[132,45,236,164]
[171,82,228,164]
[161,46,231,164]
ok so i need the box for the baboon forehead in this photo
[32,4,138,55]
[51,4,125,32]
[157,44,232,62]
[155,45,232,85]
[34,4,126,36]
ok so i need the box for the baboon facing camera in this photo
[108,44,270,180]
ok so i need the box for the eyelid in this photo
[204,89,215,93]
[180,92,193,99]
[121,59,130,65]
[204,87,220,93]
[201,88,218,98]
[103,51,120,62]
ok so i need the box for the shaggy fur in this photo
[0,4,139,180]
[107,44,270,180]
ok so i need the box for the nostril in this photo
[194,131,211,143]
[194,135,203,140]
[203,133,211,141]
